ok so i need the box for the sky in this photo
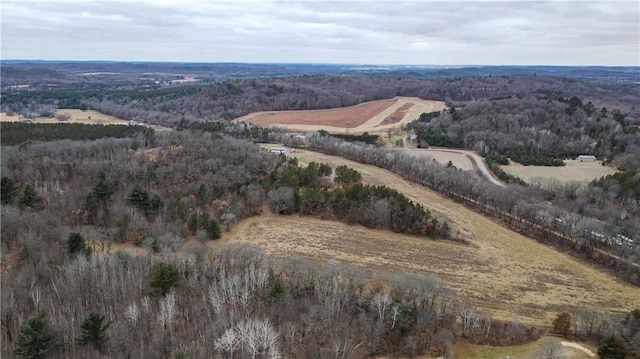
[1,0,639,66]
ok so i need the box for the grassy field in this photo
[452,336,596,359]
[225,148,640,327]
[500,160,619,183]
[1,109,130,125]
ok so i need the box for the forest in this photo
[2,64,640,358]
[1,131,466,358]
[0,122,146,146]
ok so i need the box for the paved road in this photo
[400,138,506,187]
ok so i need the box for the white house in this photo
[576,155,597,162]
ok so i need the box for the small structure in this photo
[269,147,286,154]
[576,155,597,162]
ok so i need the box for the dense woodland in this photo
[2,65,640,357]
[1,131,464,358]
[0,122,146,146]
[408,95,640,168]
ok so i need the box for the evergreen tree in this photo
[148,194,164,213]
[149,263,180,296]
[76,312,110,354]
[597,336,626,359]
[334,165,362,185]
[67,232,89,256]
[196,183,207,206]
[15,314,62,359]
[18,184,42,210]
[127,185,150,210]
[208,218,221,240]
[187,212,199,235]
[91,172,113,204]
[1,176,16,204]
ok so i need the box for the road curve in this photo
[400,139,506,187]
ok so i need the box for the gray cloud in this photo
[1,0,638,65]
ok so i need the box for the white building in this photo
[576,155,597,162]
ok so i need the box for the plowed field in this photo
[233,97,446,134]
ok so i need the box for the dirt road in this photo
[398,142,506,187]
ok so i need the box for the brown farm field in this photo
[1,109,130,125]
[234,97,446,134]
[226,148,640,327]
[500,160,619,183]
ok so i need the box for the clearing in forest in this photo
[500,160,619,183]
[233,97,446,134]
[0,109,129,125]
[225,148,640,328]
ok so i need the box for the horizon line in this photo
[1,59,638,68]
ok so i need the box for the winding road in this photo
[399,138,506,187]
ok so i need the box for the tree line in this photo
[0,122,145,146]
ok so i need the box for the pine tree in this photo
[1,176,16,204]
[149,263,180,296]
[18,184,42,210]
[76,312,110,354]
[91,172,113,204]
[15,314,62,359]
[127,185,150,210]
[67,232,88,256]
[208,218,221,240]
[597,336,626,359]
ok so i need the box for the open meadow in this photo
[500,160,619,183]
[225,148,640,327]
[234,97,446,134]
[1,109,130,125]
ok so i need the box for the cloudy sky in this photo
[1,0,638,65]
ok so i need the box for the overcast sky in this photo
[1,0,639,65]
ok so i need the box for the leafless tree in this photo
[539,340,563,359]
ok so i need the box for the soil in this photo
[380,102,414,126]
[234,99,397,128]
[233,97,446,134]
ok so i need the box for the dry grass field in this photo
[1,110,128,125]
[398,148,476,171]
[234,97,446,134]
[452,336,596,359]
[1,109,129,125]
[500,160,619,183]
[225,148,640,327]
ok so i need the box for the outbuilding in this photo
[576,155,597,162]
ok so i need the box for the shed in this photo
[576,155,597,162]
